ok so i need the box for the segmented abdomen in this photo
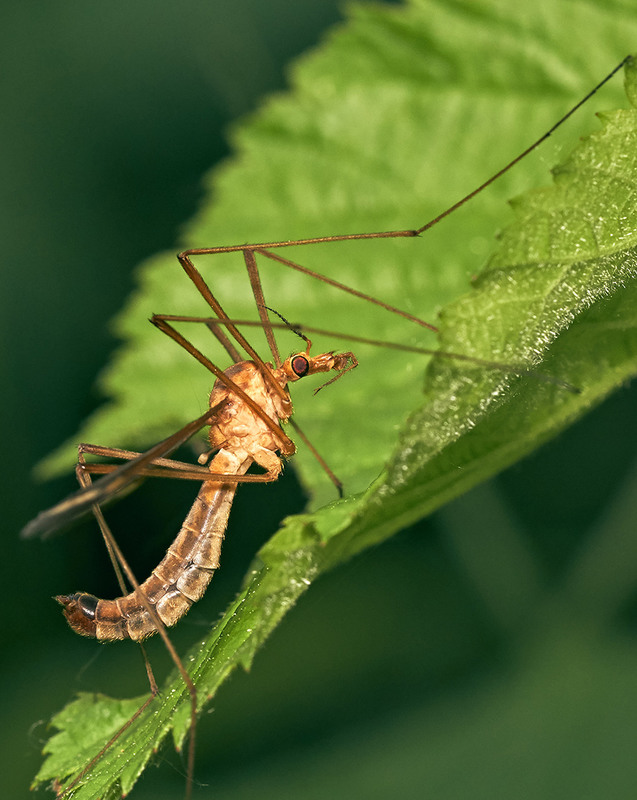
[57,450,251,641]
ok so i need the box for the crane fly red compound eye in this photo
[291,355,310,377]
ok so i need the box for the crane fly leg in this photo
[72,450,204,800]
[63,460,187,799]
[76,443,282,483]
[243,248,282,366]
[75,460,158,692]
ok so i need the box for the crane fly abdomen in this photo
[57,448,252,641]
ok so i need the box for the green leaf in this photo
[35,694,146,800]
[32,0,637,797]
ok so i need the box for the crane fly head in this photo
[280,350,358,393]
[262,304,356,389]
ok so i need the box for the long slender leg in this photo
[258,247,437,330]
[22,402,292,544]
[152,314,447,356]
[205,319,243,363]
[288,418,342,497]
[63,461,167,798]
[243,248,281,367]
[77,443,286,484]
[22,408,223,540]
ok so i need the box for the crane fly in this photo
[21,56,631,800]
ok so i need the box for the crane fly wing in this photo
[21,407,220,540]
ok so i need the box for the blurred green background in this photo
[4,2,637,799]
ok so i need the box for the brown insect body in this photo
[57,352,353,641]
[21,57,629,799]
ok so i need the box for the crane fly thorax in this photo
[207,360,291,454]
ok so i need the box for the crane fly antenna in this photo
[262,304,312,350]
